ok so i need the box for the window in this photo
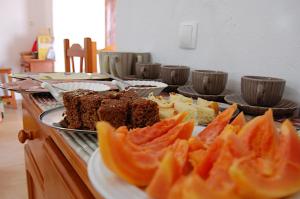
[52,0,105,72]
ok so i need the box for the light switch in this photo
[179,22,198,49]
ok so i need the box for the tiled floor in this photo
[0,102,27,198]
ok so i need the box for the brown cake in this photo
[80,93,104,130]
[63,89,95,129]
[97,99,130,128]
[130,98,160,128]
[119,90,139,100]
[62,89,159,130]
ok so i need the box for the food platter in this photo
[88,148,300,199]
[88,124,300,199]
[39,105,206,134]
[39,106,96,133]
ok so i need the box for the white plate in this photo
[53,82,110,92]
[39,106,96,133]
[42,82,111,102]
[88,148,148,199]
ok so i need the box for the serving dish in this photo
[42,82,111,102]
[225,94,298,117]
[114,80,168,97]
[88,143,300,199]
[39,106,96,133]
[87,109,300,199]
[39,105,206,134]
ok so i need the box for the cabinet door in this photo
[43,137,94,199]
[25,145,45,199]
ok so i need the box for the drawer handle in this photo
[18,130,33,143]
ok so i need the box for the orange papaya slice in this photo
[230,120,300,199]
[128,112,188,145]
[238,109,279,158]
[193,125,241,178]
[97,122,159,186]
[168,173,241,199]
[197,104,237,146]
[147,140,189,199]
[230,112,246,131]
[140,120,194,151]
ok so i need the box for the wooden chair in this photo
[0,67,17,109]
[64,37,97,73]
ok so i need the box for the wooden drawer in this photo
[23,126,94,199]
[25,145,45,199]
[43,137,94,199]
[21,94,97,199]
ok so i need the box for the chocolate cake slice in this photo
[130,98,160,128]
[97,99,129,128]
[62,89,95,129]
[79,93,104,130]
[63,89,159,130]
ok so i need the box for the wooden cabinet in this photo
[20,52,54,72]
[20,94,98,199]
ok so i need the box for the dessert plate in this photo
[177,85,231,102]
[225,94,298,117]
[88,147,300,199]
[39,106,96,133]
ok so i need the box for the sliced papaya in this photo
[140,120,194,151]
[147,140,189,199]
[193,125,240,178]
[230,120,300,199]
[238,109,279,158]
[128,112,188,145]
[197,104,237,146]
[173,128,247,199]
[192,138,223,178]
[230,112,246,131]
[97,122,159,186]
[206,131,248,195]
[168,173,241,199]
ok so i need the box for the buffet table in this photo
[18,89,300,199]
[19,93,101,199]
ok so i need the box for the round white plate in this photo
[39,106,96,133]
[88,149,148,199]
[53,82,110,92]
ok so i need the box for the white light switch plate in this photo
[179,22,198,49]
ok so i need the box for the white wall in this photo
[116,0,300,102]
[0,0,52,72]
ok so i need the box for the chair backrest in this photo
[64,37,97,73]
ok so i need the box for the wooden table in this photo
[19,93,102,199]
